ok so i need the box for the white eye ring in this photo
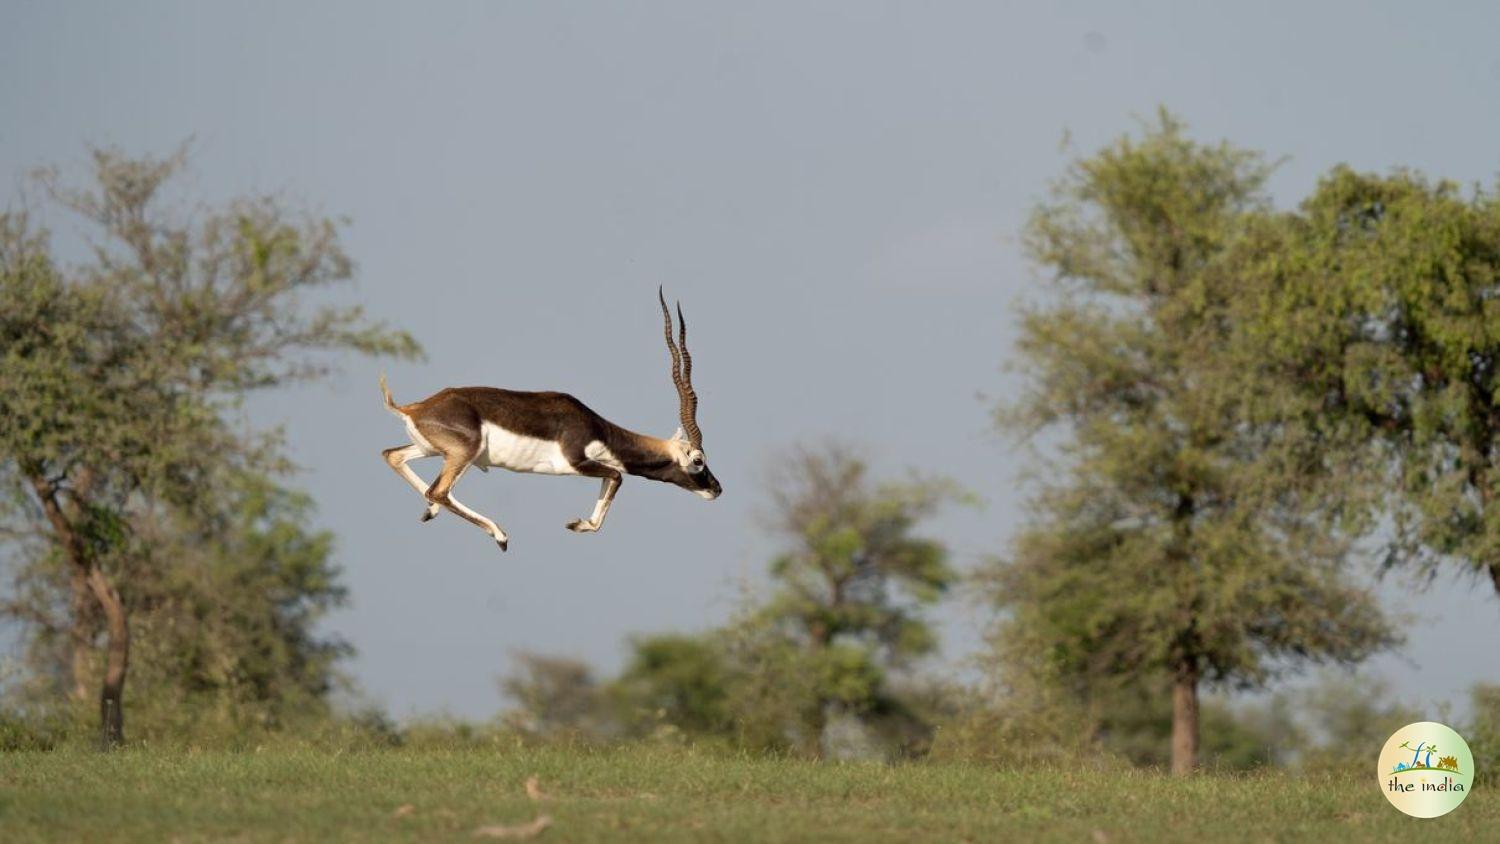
[687,453,705,473]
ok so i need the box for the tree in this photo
[3,469,351,738]
[754,444,958,757]
[609,633,732,739]
[988,113,1391,774]
[499,652,610,739]
[586,446,957,757]
[0,147,418,744]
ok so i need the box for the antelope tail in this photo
[379,373,404,416]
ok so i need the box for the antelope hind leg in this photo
[383,444,441,522]
[425,451,510,551]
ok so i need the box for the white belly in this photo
[478,422,578,475]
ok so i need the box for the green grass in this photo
[0,744,1492,842]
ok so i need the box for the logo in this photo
[1378,721,1474,818]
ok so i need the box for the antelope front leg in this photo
[567,475,620,534]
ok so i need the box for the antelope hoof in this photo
[420,506,438,523]
[566,519,597,533]
[495,535,509,552]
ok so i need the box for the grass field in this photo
[0,744,1491,842]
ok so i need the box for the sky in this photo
[3,1,1499,720]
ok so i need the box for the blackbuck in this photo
[379,290,721,550]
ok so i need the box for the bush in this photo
[0,708,64,751]
[1467,683,1500,786]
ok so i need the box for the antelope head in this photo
[659,288,722,501]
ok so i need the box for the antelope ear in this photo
[671,426,688,442]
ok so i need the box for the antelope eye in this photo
[689,454,705,471]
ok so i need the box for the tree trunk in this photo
[85,564,129,747]
[69,567,94,703]
[1170,657,1199,776]
[27,472,130,747]
[65,468,101,704]
[1489,564,1500,598]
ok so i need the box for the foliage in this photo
[987,112,1393,773]
[0,708,65,752]
[1236,168,1500,596]
[762,445,957,662]
[924,678,1107,769]
[708,611,823,753]
[501,446,959,759]
[499,652,613,741]
[117,475,351,737]
[609,633,734,739]
[754,444,959,756]
[928,670,1296,773]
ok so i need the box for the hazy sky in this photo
[4,1,1499,720]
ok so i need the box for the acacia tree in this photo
[0,219,157,738]
[989,114,1390,774]
[0,148,418,744]
[753,444,957,757]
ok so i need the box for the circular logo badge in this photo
[1378,721,1475,818]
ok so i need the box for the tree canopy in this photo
[1242,167,1500,593]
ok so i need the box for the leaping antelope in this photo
[379,289,721,551]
